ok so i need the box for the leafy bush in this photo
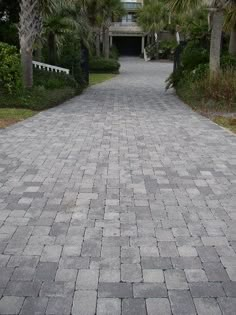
[145,43,158,60]
[59,35,83,85]
[0,86,76,111]
[110,45,119,60]
[159,40,177,59]
[221,54,236,69]
[181,41,209,70]
[188,63,209,82]
[0,42,22,93]
[89,57,120,73]
[165,68,183,89]
[33,68,77,89]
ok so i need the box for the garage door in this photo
[113,37,142,56]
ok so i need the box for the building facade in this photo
[109,0,145,56]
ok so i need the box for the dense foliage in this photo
[159,40,178,59]
[180,41,209,70]
[0,42,22,93]
[33,69,78,89]
[167,39,236,112]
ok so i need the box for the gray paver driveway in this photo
[0,57,236,315]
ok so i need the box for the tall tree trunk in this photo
[48,32,56,65]
[102,27,106,56]
[229,25,236,56]
[209,10,224,78]
[96,31,100,57]
[19,0,43,88]
[21,45,33,89]
[104,27,110,59]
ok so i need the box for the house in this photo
[109,0,146,56]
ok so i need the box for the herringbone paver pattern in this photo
[0,58,236,314]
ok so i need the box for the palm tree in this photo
[100,0,125,58]
[137,0,168,58]
[225,3,236,55]
[167,0,236,78]
[19,0,55,88]
[85,0,103,57]
[64,0,93,48]
[43,9,75,64]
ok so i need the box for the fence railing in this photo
[32,61,70,74]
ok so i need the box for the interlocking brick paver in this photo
[194,298,222,315]
[0,296,24,314]
[97,298,121,315]
[72,290,97,315]
[20,297,48,315]
[0,58,236,314]
[122,298,147,315]
[146,298,171,315]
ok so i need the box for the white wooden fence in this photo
[32,61,70,74]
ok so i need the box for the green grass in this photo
[0,108,36,128]
[89,73,116,86]
[213,116,236,134]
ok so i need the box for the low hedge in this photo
[0,68,80,111]
[89,57,120,73]
[33,68,78,89]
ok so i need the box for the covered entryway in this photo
[113,36,142,56]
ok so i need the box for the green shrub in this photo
[145,43,158,60]
[0,86,76,111]
[59,35,83,85]
[188,63,209,82]
[33,68,77,89]
[221,54,236,69]
[181,41,209,70]
[109,46,119,60]
[89,57,120,73]
[159,40,177,59]
[166,68,183,89]
[166,63,209,90]
[0,42,22,93]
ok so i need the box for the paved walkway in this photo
[0,58,236,315]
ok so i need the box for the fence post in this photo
[81,43,89,86]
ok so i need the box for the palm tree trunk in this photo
[19,0,43,88]
[21,45,33,89]
[48,32,56,65]
[102,27,106,56]
[209,10,224,78]
[96,31,100,57]
[104,27,110,59]
[229,25,236,56]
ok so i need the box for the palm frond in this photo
[167,0,202,12]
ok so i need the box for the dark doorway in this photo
[113,36,141,56]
